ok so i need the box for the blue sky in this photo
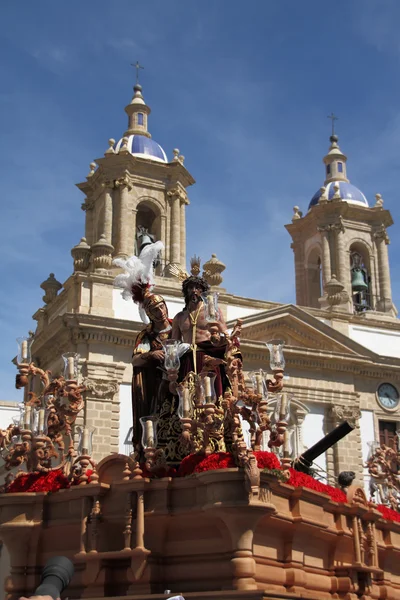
[1,0,400,400]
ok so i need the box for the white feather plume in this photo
[112,241,164,303]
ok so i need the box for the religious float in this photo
[0,244,400,600]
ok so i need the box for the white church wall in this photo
[302,407,326,474]
[0,402,19,430]
[227,305,265,321]
[349,325,400,358]
[113,289,184,322]
[360,409,375,494]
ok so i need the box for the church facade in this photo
[24,80,400,492]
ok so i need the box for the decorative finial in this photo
[327,112,338,138]
[119,136,130,154]
[105,138,115,156]
[40,273,62,305]
[319,186,328,204]
[173,148,180,161]
[332,182,341,200]
[374,193,384,208]
[178,154,185,165]
[292,206,302,221]
[202,254,226,287]
[87,162,97,178]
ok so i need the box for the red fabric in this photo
[286,468,347,503]
[6,470,70,493]
[177,453,207,477]
[140,463,177,479]
[376,504,400,523]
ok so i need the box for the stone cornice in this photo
[286,204,393,236]
[241,340,400,379]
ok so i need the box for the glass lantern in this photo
[249,369,268,398]
[199,371,217,404]
[62,352,80,380]
[162,340,182,372]
[177,385,193,419]
[77,425,96,455]
[201,291,220,323]
[11,416,22,444]
[140,416,158,449]
[16,336,32,365]
[16,403,25,428]
[266,339,285,371]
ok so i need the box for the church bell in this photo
[351,269,368,292]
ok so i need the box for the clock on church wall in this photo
[376,383,400,411]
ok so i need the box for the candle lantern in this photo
[201,291,220,322]
[273,393,291,422]
[177,385,193,419]
[199,372,217,404]
[32,407,50,435]
[16,336,32,365]
[162,340,182,372]
[266,339,285,371]
[62,352,80,381]
[140,416,158,449]
[77,425,96,456]
[249,369,268,398]
[23,404,33,431]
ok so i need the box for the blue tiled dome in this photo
[115,134,167,163]
[309,181,368,209]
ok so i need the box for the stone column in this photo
[317,227,331,288]
[328,405,362,482]
[132,208,137,254]
[82,368,125,461]
[102,183,113,245]
[114,178,132,259]
[375,225,393,311]
[167,188,182,265]
[160,215,167,267]
[180,198,188,267]
[333,219,347,288]
[81,197,95,246]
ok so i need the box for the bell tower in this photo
[75,81,194,273]
[286,133,396,317]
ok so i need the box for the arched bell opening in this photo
[349,242,372,312]
[135,199,163,272]
[306,247,322,308]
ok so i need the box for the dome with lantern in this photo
[308,134,369,210]
[114,82,168,163]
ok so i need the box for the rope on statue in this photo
[189,303,202,375]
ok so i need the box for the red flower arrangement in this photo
[178,451,278,477]
[376,504,400,523]
[254,451,281,470]
[285,468,347,503]
[6,470,70,494]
